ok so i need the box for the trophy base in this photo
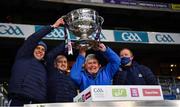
[73,39,99,50]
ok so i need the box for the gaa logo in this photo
[46,28,76,39]
[46,28,65,38]
[93,88,104,93]
[122,32,142,42]
[155,34,175,43]
[89,33,106,40]
[0,25,24,35]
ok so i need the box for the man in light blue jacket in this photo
[70,43,120,92]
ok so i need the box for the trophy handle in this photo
[98,16,104,26]
[63,15,74,55]
[95,16,103,41]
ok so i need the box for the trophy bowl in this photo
[63,8,104,49]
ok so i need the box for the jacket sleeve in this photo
[102,47,121,79]
[70,55,85,85]
[46,42,65,66]
[141,65,158,85]
[15,26,53,59]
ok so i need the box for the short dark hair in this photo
[120,48,133,57]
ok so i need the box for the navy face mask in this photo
[121,57,131,66]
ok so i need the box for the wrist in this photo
[50,25,55,29]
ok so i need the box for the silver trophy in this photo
[63,8,104,50]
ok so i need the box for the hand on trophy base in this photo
[73,39,100,50]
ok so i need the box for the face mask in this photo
[121,57,131,66]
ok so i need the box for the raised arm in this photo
[16,26,53,59]
[70,46,86,85]
[99,44,120,79]
[16,18,65,59]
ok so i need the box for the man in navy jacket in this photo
[8,18,64,106]
[46,42,77,103]
[113,48,157,85]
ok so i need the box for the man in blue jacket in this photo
[113,48,157,85]
[8,18,64,106]
[70,43,121,92]
[46,42,77,103]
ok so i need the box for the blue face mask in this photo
[121,57,131,66]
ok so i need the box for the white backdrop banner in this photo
[148,32,180,44]
[1,23,180,45]
[0,23,35,38]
